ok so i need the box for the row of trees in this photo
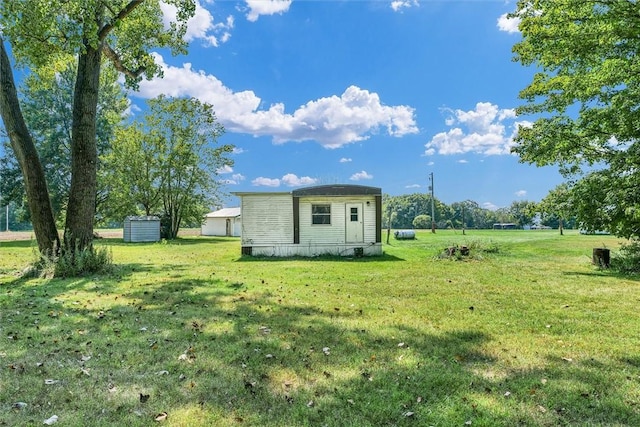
[383,193,576,231]
[0,0,200,256]
[0,69,233,239]
[0,1,235,253]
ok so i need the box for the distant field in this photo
[0,228,201,241]
[1,229,638,426]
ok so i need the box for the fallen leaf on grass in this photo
[562,357,573,363]
[140,393,150,403]
[154,412,168,422]
[403,411,415,417]
[322,347,330,356]
[258,326,271,334]
[43,415,59,425]
[44,379,59,385]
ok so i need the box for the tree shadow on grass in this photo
[100,236,238,248]
[0,239,36,249]
[235,252,405,263]
[2,273,639,426]
[562,270,640,282]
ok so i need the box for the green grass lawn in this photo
[1,230,639,426]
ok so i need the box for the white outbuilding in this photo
[201,207,241,237]
[233,184,382,257]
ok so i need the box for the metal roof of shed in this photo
[204,207,241,218]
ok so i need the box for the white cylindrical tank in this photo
[394,230,416,240]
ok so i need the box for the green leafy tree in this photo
[507,200,538,228]
[511,0,640,239]
[539,183,576,234]
[0,0,195,255]
[412,214,431,229]
[0,62,128,225]
[104,96,234,239]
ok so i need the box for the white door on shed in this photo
[345,203,364,243]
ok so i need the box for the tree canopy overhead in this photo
[0,0,193,87]
[511,0,640,238]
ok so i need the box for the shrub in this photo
[32,245,113,278]
[611,239,640,274]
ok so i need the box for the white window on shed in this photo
[312,204,331,225]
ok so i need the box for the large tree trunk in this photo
[0,39,60,255]
[64,45,101,252]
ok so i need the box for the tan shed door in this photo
[345,203,364,243]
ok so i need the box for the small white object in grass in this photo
[43,415,59,425]
[322,347,330,355]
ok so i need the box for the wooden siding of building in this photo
[240,194,294,246]
[236,186,382,257]
[298,196,377,244]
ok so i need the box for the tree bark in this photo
[64,44,101,251]
[0,39,60,255]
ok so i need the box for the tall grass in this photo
[1,230,638,426]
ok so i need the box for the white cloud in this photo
[350,170,373,181]
[161,1,234,47]
[339,158,352,163]
[426,161,434,166]
[219,168,245,185]
[245,0,292,22]
[497,12,520,34]
[405,184,421,189]
[282,174,318,187]
[250,174,317,188]
[457,159,468,164]
[232,147,245,154]
[425,102,520,156]
[515,190,527,197]
[252,177,281,187]
[217,164,233,174]
[391,0,419,12]
[482,202,499,211]
[136,55,418,149]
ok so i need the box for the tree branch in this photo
[101,44,146,79]
[98,0,144,41]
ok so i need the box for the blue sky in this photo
[24,1,567,210]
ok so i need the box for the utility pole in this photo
[462,202,466,235]
[429,172,435,233]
